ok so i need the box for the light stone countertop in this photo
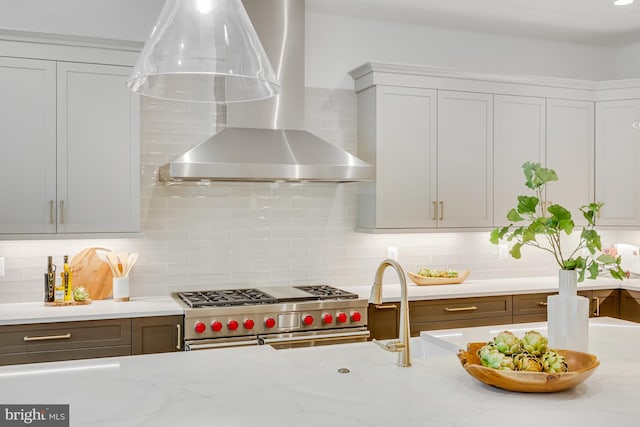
[2,276,640,326]
[0,317,638,426]
[340,275,640,302]
[0,296,183,326]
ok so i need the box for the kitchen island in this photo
[0,317,639,426]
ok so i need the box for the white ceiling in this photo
[0,1,639,47]
[307,0,640,46]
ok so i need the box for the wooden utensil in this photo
[123,253,138,277]
[70,247,113,300]
[105,252,122,278]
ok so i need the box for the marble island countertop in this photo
[1,317,639,426]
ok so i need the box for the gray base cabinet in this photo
[0,315,184,366]
[0,318,131,366]
[132,315,183,355]
[620,290,640,322]
[368,289,624,340]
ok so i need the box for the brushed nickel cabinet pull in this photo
[439,201,444,220]
[176,324,182,350]
[374,304,398,310]
[49,200,54,224]
[593,296,600,317]
[537,301,548,307]
[432,201,437,221]
[59,200,65,224]
[445,305,477,312]
[24,333,71,342]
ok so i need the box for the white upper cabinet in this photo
[595,99,640,226]
[349,62,640,233]
[0,55,140,237]
[493,95,546,226]
[437,90,493,228]
[546,99,594,226]
[356,85,437,230]
[57,62,140,234]
[0,57,57,234]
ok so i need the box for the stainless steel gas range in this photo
[174,285,369,350]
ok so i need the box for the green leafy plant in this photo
[490,161,625,282]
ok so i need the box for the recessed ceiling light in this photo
[614,0,634,6]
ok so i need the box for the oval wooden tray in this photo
[407,270,470,286]
[457,342,600,393]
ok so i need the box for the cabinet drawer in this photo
[0,318,131,355]
[513,293,553,318]
[410,296,512,323]
[367,303,399,340]
[0,346,131,366]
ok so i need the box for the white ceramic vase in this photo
[546,269,589,352]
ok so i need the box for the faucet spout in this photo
[370,258,411,367]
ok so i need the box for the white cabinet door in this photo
[437,90,493,228]
[595,99,640,226]
[357,86,437,230]
[493,95,546,227]
[0,58,57,234]
[56,62,140,233]
[546,99,594,226]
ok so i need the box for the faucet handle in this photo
[372,339,405,353]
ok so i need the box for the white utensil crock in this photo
[113,277,130,302]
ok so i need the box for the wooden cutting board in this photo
[70,247,113,300]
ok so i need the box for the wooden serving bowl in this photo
[408,270,470,286]
[457,342,600,393]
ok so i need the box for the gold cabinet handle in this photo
[445,305,477,312]
[59,200,65,224]
[537,301,548,307]
[439,201,444,220]
[24,333,71,342]
[176,324,182,350]
[374,304,398,310]
[593,296,600,317]
[49,200,55,224]
[432,201,437,221]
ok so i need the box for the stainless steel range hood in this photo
[158,0,373,183]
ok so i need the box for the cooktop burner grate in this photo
[178,288,277,308]
[293,285,359,300]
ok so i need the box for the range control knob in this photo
[322,313,333,324]
[243,319,255,330]
[211,321,223,332]
[351,311,362,322]
[228,320,239,331]
[336,312,348,323]
[302,314,314,326]
[194,321,206,334]
[264,317,276,329]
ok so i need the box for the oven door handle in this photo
[185,339,258,351]
[259,330,370,345]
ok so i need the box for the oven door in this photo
[258,327,370,350]
[185,336,259,351]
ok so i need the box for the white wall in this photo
[305,12,617,89]
[615,41,640,79]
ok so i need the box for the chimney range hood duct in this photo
[158,0,373,183]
